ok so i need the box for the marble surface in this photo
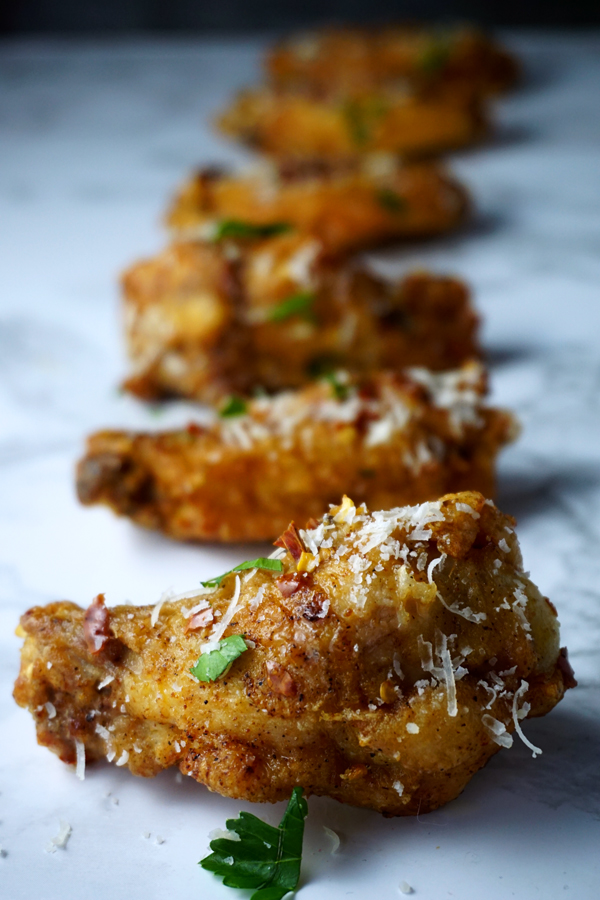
[1,32,600,900]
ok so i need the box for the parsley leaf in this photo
[268,292,316,324]
[343,99,370,146]
[418,38,451,75]
[191,634,248,683]
[376,188,407,214]
[323,371,349,401]
[213,220,293,241]
[201,558,284,589]
[220,395,248,418]
[200,786,308,900]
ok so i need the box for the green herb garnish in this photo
[376,188,408,215]
[343,99,370,146]
[418,38,451,75]
[323,371,349,401]
[268,291,316,324]
[213,220,293,241]
[201,558,284,589]
[200,786,308,900]
[219,395,248,418]
[191,634,248,683]
[343,97,389,147]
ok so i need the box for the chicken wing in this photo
[76,364,517,542]
[217,86,486,161]
[267,25,519,99]
[166,159,469,254]
[121,232,479,404]
[14,491,573,816]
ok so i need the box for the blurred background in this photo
[1,0,599,34]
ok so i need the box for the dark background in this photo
[2,0,600,35]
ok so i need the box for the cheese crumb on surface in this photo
[45,820,72,853]
[406,722,419,734]
[44,701,56,719]
[323,825,341,853]
[399,881,414,894]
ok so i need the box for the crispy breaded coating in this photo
[267,26,519,98]
[121,232,480,403]
[166,160,469,254]
[76,365,517,542]
[217,87,486,161]
[14,492,573,816]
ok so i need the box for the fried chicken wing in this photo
[217,87,486,161]
[267,26,519,99]
[14,492,573,816]
[121,232,479,404]
[76,364,517,542]
[166,159,469,254]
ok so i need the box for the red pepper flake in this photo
[266,661,296,697]
[185,608,214,632]
[300,591,330,621]
[84,593,111,654]
[276,574,302,597]
[274,521,305,562]
[186,422,204,436]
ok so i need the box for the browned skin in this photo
[121,233,480,404]
[217,87,487,161]
[14,492,572,816]
[267,26,519,99]
[166,161,469,256]
[76,366,517,542]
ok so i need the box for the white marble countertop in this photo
[1,32,599,900]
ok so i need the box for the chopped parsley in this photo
[343,99,370,146]
[191,635,248,683]
[213,220,293,241]
[376,188,407,214]
[200,787,308,900]
[201,558,284,589]
[342,97,389,147]
[323,371,349,401]
[219,395,248,418]
[268,291,316,324]
[418,38,451,75]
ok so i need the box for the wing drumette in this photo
[166,159,468,254]
[14,492,574,816]
[217,86,486,162]
[121,231,479,404]
[76,364,516,542]
[267,25,519,99]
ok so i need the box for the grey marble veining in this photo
[0,34,599,900]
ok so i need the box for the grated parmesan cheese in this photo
[482,714,513,748]
[323,825,341,853]
[74,740,85,780]
[97,675,114,690]
[512,681,542,757]
[44,702,56,719]
[45,820,72,854]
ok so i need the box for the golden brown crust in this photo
[217,87,487,161]
[267,26,519,99]
[121,234,480,403]
[166,160,469,255]
[14,492,571,816]
[76,365,517,542]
